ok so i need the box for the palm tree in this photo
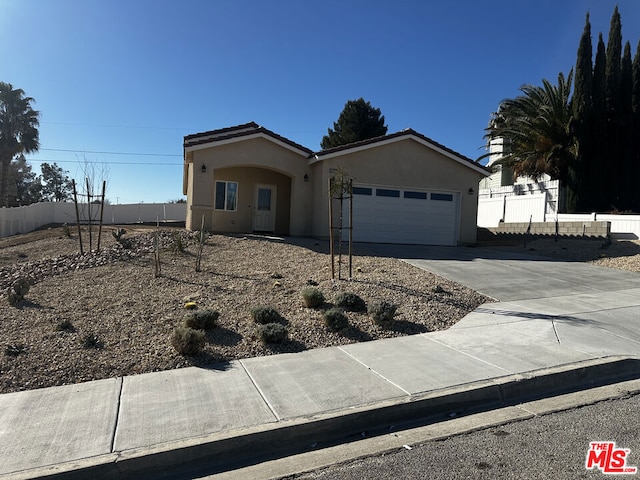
[0,82,40,207]
[481,71,576,185]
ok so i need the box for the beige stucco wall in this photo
[207,166,291,234]
[310,138,485,245]
[185,136,312,235]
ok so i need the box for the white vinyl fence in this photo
[478,193,548,227]
[0,202,187,238]
[478,197,640,239]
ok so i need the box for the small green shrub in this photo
[184,309,219,330]
[256,323,288,344]
[112,229,133,249]
[62,223,72,238]
[335,292,366,312]
[323,308,349,331]
[432,284,448,294]
[7,292,21,307]
[250,306,282,324]
[56,319,76,332]
[7,278,32,307]
[171,327,206,355]
[81,334,104,349]
[5,343,27,357]
[301,287,324,308]
[112,228,126,241]
[170,232,186,253]
[368,301,397,327]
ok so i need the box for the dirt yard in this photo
[0,226,489,393]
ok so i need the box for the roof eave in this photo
[184,131,312,157]
[310,132,490,176]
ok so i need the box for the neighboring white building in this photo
[479,138,514,190]
[478,139,565,227]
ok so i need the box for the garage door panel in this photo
[349,185,458,246]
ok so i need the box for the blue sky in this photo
[2,0,640,204]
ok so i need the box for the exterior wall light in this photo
[201,164,207,173]
[468,187,474,195]
[304,174,309,182]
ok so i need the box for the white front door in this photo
[253,184,277,232]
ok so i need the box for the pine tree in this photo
[592,34,608,211]
[321,98,387,149]
[605,6,623,210]
[568,13,593,213]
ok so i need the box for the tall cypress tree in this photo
[620,42,633,210]
[631,41,640,211]
[592,34,608,210]
[569,13,593,212]
[633,40,640,114]
[568,13,593,212]
[605,6,623,210]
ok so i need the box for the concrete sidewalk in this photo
[1,247,640,479]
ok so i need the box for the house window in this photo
[431,193,453,201]
[257,188,271,211]
[404,191,427,200]
[353,187,372,195]
[215,181,238,211]
[376,188,400,198]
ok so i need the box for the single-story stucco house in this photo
[183,122,489,245]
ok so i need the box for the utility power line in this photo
[27,158,181,166]
[40,148,181,157]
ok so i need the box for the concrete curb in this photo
[5,356,640,480]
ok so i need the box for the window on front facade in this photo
[215,181,238,211]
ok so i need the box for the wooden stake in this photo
[86,178,92,252]
[195,214,206,272]
[338,191,343,280]
[97,180,106,251]
[348,179,353,279]
[328,177,335,280]
[154,216,161,277]
[72,180,84,255]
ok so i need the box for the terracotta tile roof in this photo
[184,122,313,155]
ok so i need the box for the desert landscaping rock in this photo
[0,227,490,394]
[1,227,638,395]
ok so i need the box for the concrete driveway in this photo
[358,243,640,301]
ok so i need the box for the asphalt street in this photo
[291,393,640,480]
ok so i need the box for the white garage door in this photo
[345,185,459,245]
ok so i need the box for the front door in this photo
[253,184,276,232]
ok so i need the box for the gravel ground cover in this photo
[483,236,640,272]
[0,226,490,393]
